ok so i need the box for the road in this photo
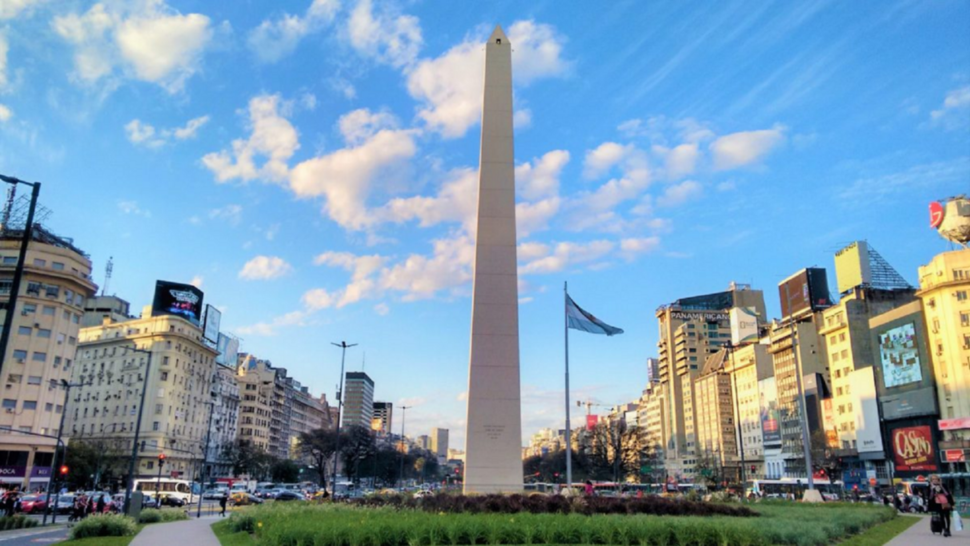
[0,527,70,546]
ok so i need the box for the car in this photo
[413,490,433,499]
[203,488,228,500]
[159,495,187,507]
[255,487,278,499]
[273,490,304,502]
[18,495,48,514]
[230,492,263,506]
[48,494,75,515]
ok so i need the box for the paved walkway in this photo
[130,516,221,546]
[887,514,969,545]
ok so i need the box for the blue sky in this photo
[1,0,968,449]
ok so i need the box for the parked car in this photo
[273,490,304,502]
[230,492,263,506]
[48,494,75,515]
[255,487,278,499]
[159,494,187,507]
[18,495,47,514]
[203,487,228,500]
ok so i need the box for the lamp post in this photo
[42,379,88,525]
[0,174,40,378]
[156,454,166,506]
[329,341,356,496]
[123,344,153,514]
[196,392,217,518]
[398,405,411,489]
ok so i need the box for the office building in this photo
[236,354,275,452]
[207,363,239,478]
[372,401,392,434]
[431,427,449,459]
[80,295,131,328]
[342,372,374,429]
[0,226,97,490]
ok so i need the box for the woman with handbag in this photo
[929,475,955,537]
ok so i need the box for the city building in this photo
[207,363,239,478]
[342,372,374,429]
[693,350,738,480]
[917,248,970,473]
[416,435,430,450]
[725,342,773,480]
[286,378,331,458]
[81,295,131,328]
[69,298,219,481]
[372,401,392,434]
[431,427,449,459]
[236,354,275,452]
[0,225,97,490]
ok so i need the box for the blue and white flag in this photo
[566,295,624,336]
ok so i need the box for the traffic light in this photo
[158,454,166,468]
[59,465,68,476]
[454,467,460,475]
[750,465,756,474]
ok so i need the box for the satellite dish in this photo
[930,196,970,247]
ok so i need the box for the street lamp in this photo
[196,391,217,518]
[42,378,89,525]
[330,341,356,496]
[0,174,40,379]
[122,344,154,514]
[398,405,411,489]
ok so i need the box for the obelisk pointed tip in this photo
[488,25,509,44]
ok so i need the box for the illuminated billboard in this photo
[879,323,921,388]
[202,304,221,344]
[729,307,759,345]
[891,425,937,472]
[759,377,781,447]
[151,281,204,325]
[778,268,832,318]
[216,333,240,367]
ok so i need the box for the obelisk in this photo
[463,25,523,494]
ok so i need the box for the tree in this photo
[588,419,639,482]
[340,426,376,485]
[224,440,274,482]
[63,438,127,490]
[692,452,723,489]
[270,459,301,483]
[299,428,339,490]
[810,429,843,483]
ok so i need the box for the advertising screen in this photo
[586,415,598,430]
[879,323,922,388]
[759,377,782,446]
[152,281,204,325]
[778,268,831,318]
[216,333,240,367]
[202,304,221,344]
[891,425,937,472]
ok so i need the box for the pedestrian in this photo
[97,494,106,514]
[70,496,81,522]
[584,480,594,497]
[219,492,228,517]
[929,475,955,537]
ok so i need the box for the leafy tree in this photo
[588,419,639,482]
[223,440,274,481]
[63,438,127,490]
[692,452,723,488]
[299,428,339,490]
[340,426,376,485]
[270,459,301,483]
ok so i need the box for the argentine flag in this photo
[566,295,624,336]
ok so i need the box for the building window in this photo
[962,312,970,327]
[958,291,968,302]
[7,374,21,384]
[42,306,55,316]
[45,285,59,298]
[27,376,41,385]
[12,350,27,360]
[37,329,51,339]
[45,403,53,412]
[1,399,15,409]
[152,422,160,431]
[31,352,46,362]
[22,304,35,314]
[26,282,40,296]
[2,256,17,265]
[32,258,46,267]
[51,262,65,271]
[22,401,37,410]
[17,326,31,336]
[964,335,970,350]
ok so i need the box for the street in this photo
[0,527,69,545]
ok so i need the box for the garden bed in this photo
[223,501,897,546]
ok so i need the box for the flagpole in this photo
[564,282,573,490]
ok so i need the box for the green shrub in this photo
[0,516,37,531]
[69,514,138,539]
[138,510,161,523]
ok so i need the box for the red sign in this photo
[939,417,970,431]
[892,426,937,471]
[943,449,966,463]
[930,202,945,228]
[586,415,598,430]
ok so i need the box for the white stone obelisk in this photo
[463,25,523,494]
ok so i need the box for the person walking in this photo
[218,492,228,517]
[96,494,106,514]
[929,475,955,537]
[584,480,594,497]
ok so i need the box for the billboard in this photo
[152,281,204,325]
[879,323,921,388]
[881,387,937,421]
[891,425,937,472]
[849,367,883,454]
[730,307,759,345]
[215,333,240,367]
[759,377,782,447]
[778,268,832,318]
[821,399,838,448]
[834,241,872,295]
[586,415,599,430]
[939,417,970,431]
[202,304,221,344]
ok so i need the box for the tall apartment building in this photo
[416,435,430,450]
[80,295,131,328]
[725,342,772,479]
[286,377,330,458]
[0,226,97,490]
[693,350,738,479]
[636,381,667,481]
[236,354,275,452]
[917,248,970,472]
[342,372,374,429]
[372,401,392,434]
[69,302,218,480]
[654,282,766,478]
[431,428,449,458]
[208,363,239,478]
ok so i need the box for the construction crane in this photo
[576,399,610,415]
[101,257,113,296]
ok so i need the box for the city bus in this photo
[133,478,197,505]
[745,478,843,500]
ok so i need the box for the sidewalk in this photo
[130,516,221,546]
[886,514,969,545]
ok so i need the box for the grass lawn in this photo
[213,520,256,546]
[64,523,146,545]
[837,515,920,546]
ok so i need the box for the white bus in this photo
[746,478,843,500]
[133,478,197,505]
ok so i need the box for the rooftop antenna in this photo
[101,256,113,296]
[362,351,366,372]
[0,184,16,234]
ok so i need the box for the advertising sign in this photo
[152,281,204,325]
[778,268,832,318]
[586,415,598,430]
[759,377,782,446]
[202,304,221,344]
[730,307,759,345]
[939,417,970,431]
[834,241,873,294]
[821,399,838,448]
[216,333,240,367]
[930,202,945,228]
[881,387,937,420]
[879,323,922,388]
[943,449,966,463]
[850,367,884,454]
[891,426,937,471]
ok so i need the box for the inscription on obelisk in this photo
[463,25,523,494]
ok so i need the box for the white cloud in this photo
[380,167,477,231]
[0,104,10,122]
[519,240,614,275]
[663,142,699,179]
[456,391,468,402]
[189,275,203,288]
[0,32,8,89]
[373,303,389,316]
[657,180,702,207]
[202,94,299,183]
[330,77,356,99]
[617,119,644,138]
[406,20,568,138]
[338,108,398,145]
[247,0,339,63]
[0,0,46,20]
[582,145,650,212]
[238,255,293,280]
[620,236,661,258]
[299,92,318,111]
[517,150,569,201]
[583,142,630,179]
[710,126,785,170]
[930,86,970,129]
[347,0,422,69]
[513,109,532,129]
[716,180,736,192]
[236,310,309,336]
[516,197,560,237]
[117,200,151,217]
[172,115,209,139]
[209,204,243,225]
[53,1,214,93]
